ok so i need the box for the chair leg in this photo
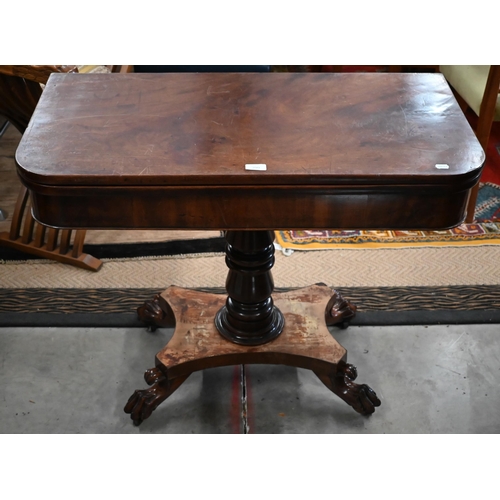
[476,66,500,151]
[465,182,481,223]
[9,185,29,239]
[0,186,102,271]
[0,118,9,138]
[464,66,500,223]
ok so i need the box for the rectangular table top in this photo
[17,72,483,188]
[15,72,485,231]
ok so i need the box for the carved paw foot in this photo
[137,294,175,332]
[124,367,171,425]
[316,362,381,416]
[325,289,357,329]
[332,363,381,415]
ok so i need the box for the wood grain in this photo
[125,284,382,425]
[18,72,484,186]
[0,125,219,244]
[155,285,347,379]
[16,73,485,231]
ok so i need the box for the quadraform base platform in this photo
[127,282,379,426]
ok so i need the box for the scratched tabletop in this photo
[16,72,483,188]
[15,72,484,230]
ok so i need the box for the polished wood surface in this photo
[16,73,484,231]
[14,72,485,425]
[215,230,284,345]
[0,126,217,246]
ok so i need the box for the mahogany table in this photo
[16,72,484,426]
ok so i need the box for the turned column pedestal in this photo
[215,230,284,345]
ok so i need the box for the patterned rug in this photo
[2,245,500,326]
[276,183,500,251]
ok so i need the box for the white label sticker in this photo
[245,164,267,171]
[435,164,450,169]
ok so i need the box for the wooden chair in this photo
[0,65,102,271]
[440,65,500,222]
[0,116,8,221]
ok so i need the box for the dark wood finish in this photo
[465,66,500,222]
[125,285,378,425]
[215,230,284,345]
[214,232,355,345]
[0,65,101,271]
[110,65,133,74]
[476,66,500,150]
[315,363,381,416]
[10,185,29,239]
[325,287,357,328]
[17,73,484,231]
[26,183,475,231]
[15,73,484,426]
[124,367,189,426]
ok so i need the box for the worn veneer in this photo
[17,72,483,231]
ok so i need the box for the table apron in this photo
[26,184,471,230]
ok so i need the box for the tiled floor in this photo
[1,323,499,433]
